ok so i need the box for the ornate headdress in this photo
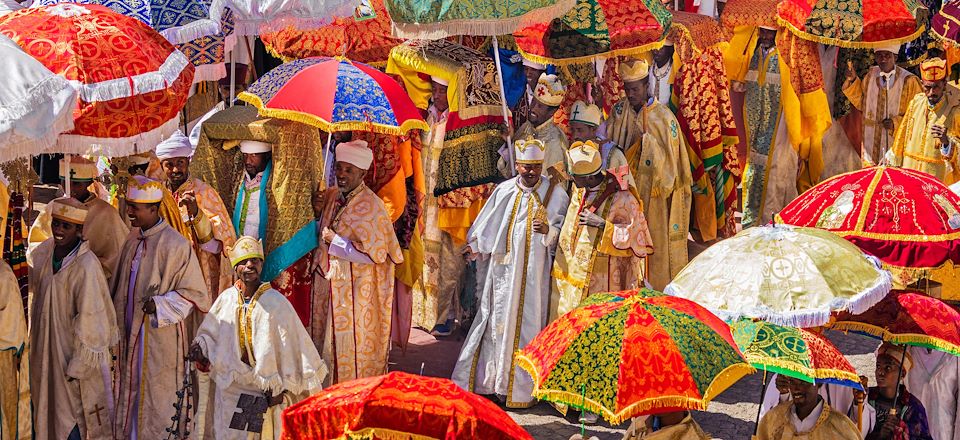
[228,235,265,267]
[921,58,948,82]
[50,197,88,225]
[514,138,546,164]
[619,59,650,83]
[567,140,602,176]
[533,73,565,107]
[125,175,164,204]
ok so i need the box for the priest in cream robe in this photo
[0,259,27,440]
[156,131,237,298]
[28,198,117,440]
[550,141,653,322]
[887,57,960,185]
[509,73,569,174]
[605,59,692,290]
[190,236,325,440]
[905,347,960,440]
[29,157,127,284]
[452,138,569,408]
[314,141,403,383]
[111,176,210,438]
[757,376,861,440]
[842,44,922,165]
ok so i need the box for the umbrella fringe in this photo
[159,17,221,45]
[830,322,960,357]
[338,427,438,440]
[56,116,180,157]
[388,0,578,40]
[230,7,355,37]
[192,63,227,83]
[752,358,862,385]
[0,74,74,122]
[69,51,192,102]
[238,92,430,135]
[0,110,74,163]
[516,40,665,67]
[775,15,926,50]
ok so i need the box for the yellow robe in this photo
[888,89,960,185]
[168,177,237,299]
[607,99,693,290]
[549,177,654,322]
[756,401,862,440]
[28,240,117,440]
[623,414,711,440]
[317,185,403,383]
[0,261,28,440]
[515,119,570,170]
[28,194,127,285]
[842,66,922,165]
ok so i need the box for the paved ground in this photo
[388,326,881,440]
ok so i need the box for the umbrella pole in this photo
[321,131,333,190]
[229,52,236,107]
[754,371,767,435]
[64,155,71,197]
[491,36,515,174]
[892,345,908,420]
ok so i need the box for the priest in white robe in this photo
[190,236,325,440]
[906,347,960,440]
[451,138,569,408]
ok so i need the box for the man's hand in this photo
[578,210,606,228]
[142,298,157,315]
[532,218,548,234]
[932,124,950,146]
[178,191,199,218]
[881,118,894,131]
[460,244,477,261]
[187,342,210,368]
[844,60,857,83]
[265,390,285,407]
[312,190,326,220]
[321,227,336,244]
[879,410,900,438]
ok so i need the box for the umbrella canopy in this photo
[0,4,194,156]
[775,166,960,285]
[732,319,863,389]
[385,0,576,39]
[664,225,893,328]
[932,0,960,46]
[218,0,357,35]
[719,0,779,30]
[177,4,237,83]
[514,0,672,65]
[776,0,928,49]
[280,371,533,440]
[261,0,401,66]
[0,35,77,161]
[831,290,960,356]
[239,57,428,135]
[34,0,221,44]
[516,289,754,424]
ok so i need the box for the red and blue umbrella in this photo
[239,57,428,135]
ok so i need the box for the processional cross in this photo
[229,393,269,433]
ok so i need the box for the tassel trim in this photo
[192,63,227,83]
[337,427,438,440]
[159,17,221,46]
[67,51,191,102]
[0,74,74,121]
[776,16,926,50]
[56,116,180,157]
[517,39,666,67]
[238,91,429,135]
[0,106,74,162]
[828,321,960,357]
[388,0,577,40]
[230,10,355,36]
[748,357,862,386]
[75,340,115,369]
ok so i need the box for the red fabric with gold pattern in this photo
[351,131,402,193]
[776,0,924,48]
[260,0,400,65]
[832,290,960,356]
[0,4,193,141]
[776,166,960,272]
[280,371,533,440]
[720,0,778,31]
[270,255,314,329]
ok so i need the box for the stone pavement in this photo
[389,326,881,440]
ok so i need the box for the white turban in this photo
[335,140,373,170]
[239,140,272,154]
[522,59,546,70]
[156,131,194,160]
[430,75,449,86]
[874,43,901,54]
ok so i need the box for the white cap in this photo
[335,140,373,170]
[156,131,194,160]
[874,43,901,54]
[522,59,546,70]
[430,75,449,86]
[239,140,272,154]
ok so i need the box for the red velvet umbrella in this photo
[775,166,960,285]
[776,0,927,48]
[0,3,194,156]
[280,372,533,440]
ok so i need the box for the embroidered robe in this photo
[888,89,960,185]
[843,66,921,165]
[170,177,237,298]
[0,261,27,440]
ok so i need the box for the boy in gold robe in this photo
[757,375,861,440]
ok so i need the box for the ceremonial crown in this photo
[229,236,265,267]
[619,59,649,83]
[569,101,602,127]
[50,197,88,225]
[515,138,546,164]
[534,73,566,107]
[125,175,164,204]
[567,140,602,176]
[921,58,947,82]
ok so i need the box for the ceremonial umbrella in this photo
[177,4,238,83]
[514,0,673,66]
[239,57,428,135]
[776,0,928,49]
[218,0,356,35]
[384,0,576,39]
[260,0,401,66]
[515,289,754,424]
[664,225,893,328]
[719,0,779,30]
[0,4,195,157]
[0,35,77,161]
[280,371,533,440]
[932,0,960,46]
[34,0,221,44]
[731,319,863,389]
[775,166,960,286]
[830,290,960,356]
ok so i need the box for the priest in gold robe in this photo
[605,59,692,290]
[29,157,128,284]
[887,57,960,185]
[28,198,117,440]
[842,44,921,165]
[550,141,653,322]
[190,236,325,440]
[156,131,237,298]
[757,376,861,440]
[622,412,711,440]
[111,176,210,438]
[0,259,27,440]
[314,141,403,383]
[509,73,569,174]
[569,101,632,183]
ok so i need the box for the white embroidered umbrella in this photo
[214,0,356,35]
[0,35,77,162]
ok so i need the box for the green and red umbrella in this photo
[515,289,753,424]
